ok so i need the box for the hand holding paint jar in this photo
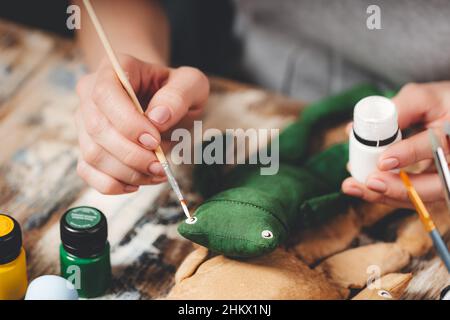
[344,82,450,207]
[349,96,402,183]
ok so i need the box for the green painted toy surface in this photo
[60,243,111,298]
[179,85,386,258]
[179,144,350,257]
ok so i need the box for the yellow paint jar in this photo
[0,214,28,300]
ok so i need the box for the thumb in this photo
[146,66,209,132]
[393,82,450,130]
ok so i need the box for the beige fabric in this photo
[317,243,410,289]
[320,123,349,151]
[396,217,432,257]
[174,246,210,283]
[292,207,359,265]
[429,202,450,234]
[354,203,396,227]
[291,203,399,266]
[167,248,348,300]
[352,273,412,300]
[396,202,450,257]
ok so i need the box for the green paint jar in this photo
[60,207,111,298]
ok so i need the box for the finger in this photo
[92,64,161,150]
[77,159,138,195]
[146,66,209,132]
[78,123,166,185]
[365,171,445,203]
[345,122,352,136]
[342,177,386,203]
[342,177,412,208]
[420,159,435,173]
[76,74,95,98]
[342,177,363,197]
[378,128,449,170]
[393,82,450,129]
[80,100,162,175]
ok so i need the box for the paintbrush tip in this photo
[180,200,191,219]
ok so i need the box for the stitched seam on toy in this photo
[203,199,288,232]
[184,231,274,246]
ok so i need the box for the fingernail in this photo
[148,162,165,176]
[148,106,171,125]
[367,178,387,192]
[379,157,399,170]
[345,187,363,197]
[124,185,139,193]
[139,133,159,149]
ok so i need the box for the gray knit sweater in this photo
[234,0,450,101]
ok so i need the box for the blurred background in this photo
[2,0,450,102]
[0,0,450,101]
[0,0,242,81]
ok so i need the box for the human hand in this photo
[75,54,209,194]
[342,82,450,207]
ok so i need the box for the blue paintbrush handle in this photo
[430,229,450,273]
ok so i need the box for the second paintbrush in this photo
[429,128,450,215]
[399,170,450,273]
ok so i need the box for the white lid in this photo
[353,96,398,141]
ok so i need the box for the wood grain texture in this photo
[1,20,448,300]
[0,20,54,112]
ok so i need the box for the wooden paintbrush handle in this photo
[83,0,167,163]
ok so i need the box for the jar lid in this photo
[353,96,398,142]
[60,207,108,258]
[0,214,22,264]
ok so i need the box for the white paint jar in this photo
[349,96,401,183]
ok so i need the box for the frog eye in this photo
[377,290,392,299]
[261,230,273,239]
[185,217,198,224]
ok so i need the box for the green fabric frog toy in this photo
[179,85,385,258]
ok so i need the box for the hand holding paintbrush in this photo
[81,0,196,219]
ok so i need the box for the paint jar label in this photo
[0,215,14,237]
[65,207,101,229]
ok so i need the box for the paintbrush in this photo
[399,170,450,273]
[429,128,450,215]
[82,0,192,219]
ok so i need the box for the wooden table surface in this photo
[0,20,303,299]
